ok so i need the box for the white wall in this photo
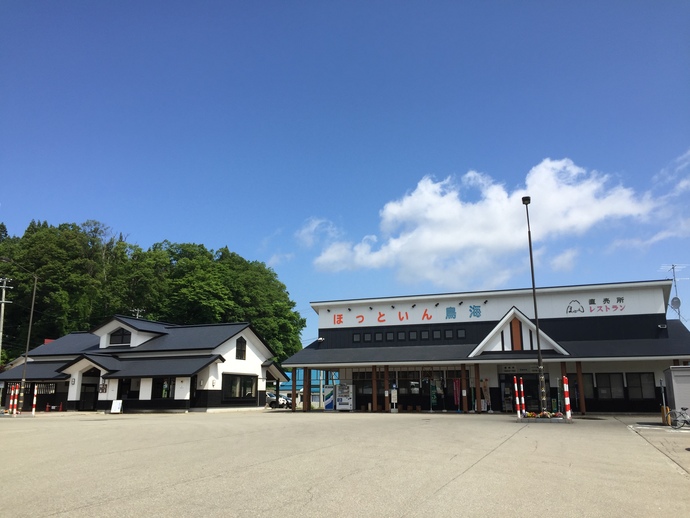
[175,377,190,400]
[139,378,152,400]
[317,282,670,329]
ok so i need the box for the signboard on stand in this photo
[110,400,123,414]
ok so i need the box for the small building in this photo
[1,315,287,412]
[284,280,690,414]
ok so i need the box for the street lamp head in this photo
[522,196,531,205]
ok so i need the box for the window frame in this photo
[221,373,257,401]
[109,328,132,346]
[151,377,175,399]
[236,336,247,360]
[626,372,656,399]
[596,373,625,399]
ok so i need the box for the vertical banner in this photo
[453,379,460,407]
[481,378,491,411]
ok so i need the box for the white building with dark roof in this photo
[1,315,287,412]
[284,279,690,414]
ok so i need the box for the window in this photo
[397,331,406,341]
[568,373,595,399]
[457,329,466,339]
[420,330,429,340]
[386,332,395,341]
[363,333,372,343]
[222,374,256,400]
[596,373,624,399]
[36,383,56,395]
[627,372,655,399]
[374,332,383,342]
[353,333,361,343]
[109,328,131,346]
[432,330,441,340]
[409,331,418,341]
[444,329,453,339]
[236,337,246,360]
[152,377,175,399]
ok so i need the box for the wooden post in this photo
[291,370,297,412]
[576,362,586,415]
[461,364,468,413]
[474,364,481,413]
[303,368,311,412]
[384,365,390,413]
[372,365,378,412]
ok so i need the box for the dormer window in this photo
[236,337,246,360]
[110,328,132,346]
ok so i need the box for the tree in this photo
[0,222,305,364]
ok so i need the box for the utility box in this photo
[664,366,690,410]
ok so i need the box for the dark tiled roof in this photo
[109,315,173,334]
[284,343,478,366]
[101,355,223,378]
[58,354,123,373]
[131,323,250,352]
[26,322,253,357]
[0,361,70,381]
[284,320,690,367]
[27,332,100,357]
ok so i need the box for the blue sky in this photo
[1,2,689,343]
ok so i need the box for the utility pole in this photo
[0,277,12,365]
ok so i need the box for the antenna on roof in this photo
[131,308,146,319]
[660,264,688,323]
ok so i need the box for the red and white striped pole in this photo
[513,376,521,419]
[11,383,17,416]
[519,377,526,417]
[32,384,37,417]
[563,376,572,421]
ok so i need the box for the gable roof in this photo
[25,321,257,357]
[93,315,174,335]
[468,306,570,358]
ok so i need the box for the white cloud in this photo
[295,217,341,248]
[312,157,669,289]
[550,248,579,272]
[266,252,294,267]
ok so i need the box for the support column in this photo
[460,364,468,413]
[372,365,378,412]
[303,368,311,412]
[291,371,297,412]
[384,366,390,412]
[576,362,586,415]
[560,362,567,379]
[474,364,481,413]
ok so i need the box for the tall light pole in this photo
[522,197,547,414]
[0,258,38,414]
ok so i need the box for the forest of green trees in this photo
[0,220,305,366]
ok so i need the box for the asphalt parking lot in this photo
[1,410,689,517]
